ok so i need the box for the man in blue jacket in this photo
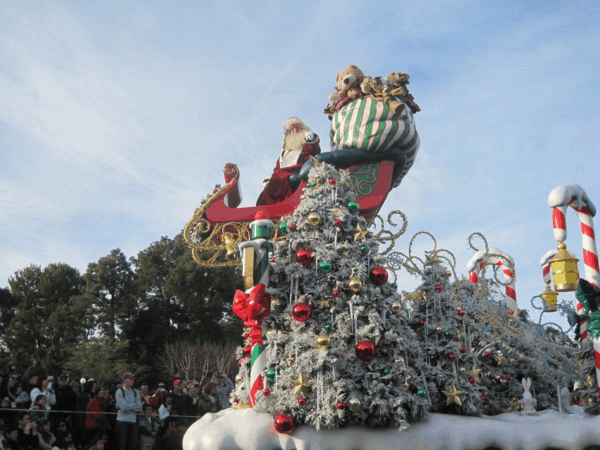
[115,372,142,450]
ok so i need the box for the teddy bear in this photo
[327,64,366,107]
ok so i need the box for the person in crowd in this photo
[85,437,105,450]
[13,385,29,411]
[0,423,8,450]
[156,419,188,450]
[30,376,56,412]
[198,382,221,416]
[37,418,57,450]
[212,372,234,409]
[4,424,20,450]
[16,412,38,450]
[158,393,173,429]
[2,362,18,381]
[115,372,142,450]
[182,384,200,418]
[0,396,16,425]
[54,429,75,450]
[170,381,185,418]
[55,375,78,426]
[28,395,49,422]
[84,385,110,446]
[137,404,159,450]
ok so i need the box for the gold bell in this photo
[540,285,558,312]
[307,212,321,226]
[550,242,579,292]
[316,334,331,350]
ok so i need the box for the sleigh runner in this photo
[184,160,397,268]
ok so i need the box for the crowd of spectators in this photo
[0,361,235,450]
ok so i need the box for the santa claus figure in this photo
[256,117,320,206]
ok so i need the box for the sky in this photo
[1,0,598,334]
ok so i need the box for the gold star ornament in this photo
[291,373,310,397]
[285,356,295,367]
[353,224,369,241]
[318,299,331,309]
[442,384,467,406]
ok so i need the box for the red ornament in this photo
[484,351,491,357]
[233,397,239,403]
[289,224,296,232]
[509,310,515,315]
[295,248,313,266]
[369,266,389,285]
[292,303,312,322]
[334,219,342,227]
[515,363,520,368]
[298,397,306,406]
[333,289,340,297]
[338,354,344,360]
[460,347,467,353]
[329,178,337,186]
[337,401,345,410]
[419,319,425,326]
[505,376,511,381]
[469,377,475,385]
[578,398,584,406]
[435,285,443,292]
[243,345,251,358]
[458,309,465,317]
[263,388,271,397]
[480,392,485,400]
[271,257,276,263]
[273,414,295,434]
[355,340,376,361]
[449,353,457,361]
[213,188,218,193]
[238,358,246,367]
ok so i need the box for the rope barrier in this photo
[0,407,203,420]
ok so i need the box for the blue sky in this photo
[1,0,598,332]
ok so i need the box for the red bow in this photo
[232,284,271,329]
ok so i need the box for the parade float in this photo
[182,66,600,450]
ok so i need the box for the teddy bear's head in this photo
[335,65,365,95]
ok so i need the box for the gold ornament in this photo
[316,334,332,350]
[588,396,596,404]
[442,384,467,406]
[328,207,345,219]
[403,379,410,392]
[352,224,369,241]
[349,277,363,292]
[347,396,362,412]
[575,359,583,367]
[308,212,321,226]
[266,328,276,338]
[318,299,331,309]
[291,373,310,397]
[586,375,594,387]
[436,360,445,368]
[509,358,515,365]
[374,333,382,346]
[435,326,443,334]
[446,270,452,277]
[285,356,295,367]
[391,302,402,313]
[223,234,238,256]
[459,367,466,375]
[395,356,405,365]
[455,329,463,340]
[470,367,481,382]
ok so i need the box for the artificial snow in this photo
[182,407,600,450]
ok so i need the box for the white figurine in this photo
[519,378,537,416]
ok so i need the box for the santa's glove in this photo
[304,131,317,143]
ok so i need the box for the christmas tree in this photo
[235,162,430,432]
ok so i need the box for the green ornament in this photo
[367,389,372,395]
[372,296,380,302]
[360,245,368,252]
[429,355,435,359]
[510,343,516,348]
[195,233,200,238]
[319,261,333,273]
[307,183,313,188]
[313,194,319,199]
[347,201,360,213]
[278,222,289,235]
[392,283,398,289]
[403,308,409,316]
[266,369,276,382]
[444,303,451,308]
[417,389,428,398]
[325,324,332,332]
[215,184,221,189]
[384,368,390,374]
[201,199,206,204]
[300,345,307,351]
[465,391,470,397]
[445,331,451,336]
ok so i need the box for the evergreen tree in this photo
[241,163,429,431]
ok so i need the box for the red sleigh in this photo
[184,160,396,267]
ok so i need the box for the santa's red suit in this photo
[256,119,320,206]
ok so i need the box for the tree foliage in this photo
[0,233,244,384]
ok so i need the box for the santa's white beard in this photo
[283,132,305,155]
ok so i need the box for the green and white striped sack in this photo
[329,96,420,187]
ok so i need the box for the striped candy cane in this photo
[548,184,600,400]
[467,248,517,312]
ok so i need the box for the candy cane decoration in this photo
[548,184,600,288]
[467,248,517,312]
